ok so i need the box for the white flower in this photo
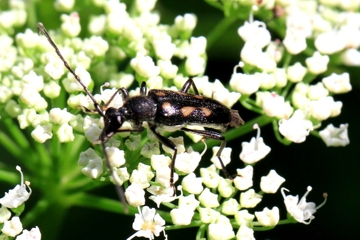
[273,68,287,88]
[54,0,75,11]
[98,86,124,109]
[257,91,292,118]
[15,226,41,240]
[238,20,271,48]
[61,12,81,37]
[287,62,307,83]
[305,51,329,74]
[281,186,327,224]
[309,96,342,120]
[140,141,160,158]
[230,71,260,95]
[63,66,91,93]
[130,53,160,78]
[105,147,126,168]
[0,206,11,223]
[234,210,254,226]
[315,31,347,54]
[127,206,166,240]
[240,189,262,208]
[279,110,313,143]
[170,208,194,226]
[208,215,235,240]
[189,36,207,55]
[255,207,280,226]
[43,81,61,98]
[185,55,205,76]
[210,147,231,170]
[50,108,72,125]
[154,166,178,188]
[175,148,201,174]
[148,186,178,207]
[241,42,263,67]
[157,60,178,79]
[319,123,349,147]
[236,224,255,240]
[31,124,53,143]
[240,124,271,164]
[198,207,221,224]
[286,10,312,37]
[82,36,109,57]
[150,154,171,171]
[174,13,197,31]
[125,184,146,207]
[307,82,329,100]
[178,194,200,211]
[222,198,240,215]
[256,72,276,89]
[0,166,32,208]
[283,30,307,54]
[217,178,235,198]
[161,136,185,154]
[135,0,157,13]
[322,73,352,94]
[110,167,129,186]
[198,188,220,208]
[19,86,42,107]
[181,173,203,194]
[153,36,175,60]
[233,165,253,191]
[1,216,23,237]
[45,52,65,80]
[200,165,221,188]
[341,48,360,66]
[22,71,44,92]
[130,163,155,189]
[88,14,106,35]
[78,148,103,179]
[56,123,74,142]
[260,170,285,193]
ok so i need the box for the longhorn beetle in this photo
[37,22,244,210]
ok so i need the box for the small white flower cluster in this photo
[0,166,41,240]
[230,3,351,145]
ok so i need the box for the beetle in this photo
[37,22,244,208]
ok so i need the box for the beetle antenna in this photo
[38,22,128,213]
[37,22,104,118]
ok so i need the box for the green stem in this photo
[204,0,223,11]
[241,98,263,114]
[2,118,29,150]
[0,168,19,184]
[206,16,238,50]
[0,131,22,159]
[22,198,50,227]
[196,224,207,239]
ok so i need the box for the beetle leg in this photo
[181,127,232,179]
[140,81,147,96]
[149,126,177,195]
[81,106,102,114]
[181,78,200,95]
[102,88,124,110]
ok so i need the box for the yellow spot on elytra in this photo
[200,107,211,117]
[181,106,196,117]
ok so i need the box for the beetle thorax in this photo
[121,96,157,124]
